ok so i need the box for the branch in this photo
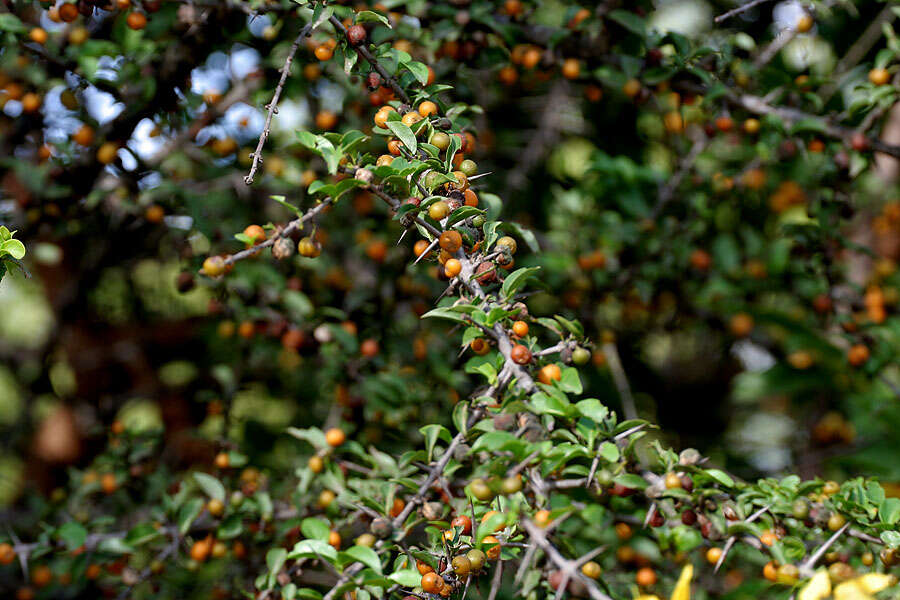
[821,4,897,100]
[521,520,613,600]
[678,82,900,159]
[800,523,849,576]
[244,21,316,185]
[218,197,333,267]
[328,15,411,105]
[602,342,636,420]
[714,0,776,24]
[652,132,707,219]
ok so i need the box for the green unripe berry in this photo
[572,347,591,365]
[430,132,451,151]
[469,478,495,502]
[466,548,486,571]
[459,159,478,176]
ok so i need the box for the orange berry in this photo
[0,543,15,565]
[421,572,442,593]
[29,28,48,45]
[439,230,462,253]
[243,224,265,244]
[325,428,346,447]
[59,3,79,22]
[314,45,334,61]
[31,565,52,588]
[510,344,531,365]
[190,538,211,562]
[73,124,95,146]
[512,321,529,337]
[100,473,117,495]
[482,535,501,560]
[126,11,147,30]
[373,106,396,128]
[870,68,890,86]
[635,567,657,587]
[360,338,379,357]
[444,258,462,278]
[847,344,869,366]
[561,58,580,79]
[537,364,561,385]
[534,509,551,528]
[328,530,341,550]
[418,101,438,117]
[214,452,230,469]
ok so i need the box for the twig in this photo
[218,197,333,267]
[652,133,707,219]
[328,15,410,105]
[486,559,503,600]
[754,27,797,68]
[244,20,316,185]
[602,342,636,420]
[714,0,776,23]
[714,503,772,573]
[821,4,897,101]
[800,523,849,576]
[521,520,613,600]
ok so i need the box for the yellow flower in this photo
[799,569,894,600]
[799,569,831,600]
[671,564,693,600]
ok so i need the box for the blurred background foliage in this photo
[0,0,899,588]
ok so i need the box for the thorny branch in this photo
[244,20,317,185]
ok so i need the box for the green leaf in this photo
[453,402,469,436]
[557,367,582,394]
[530,391,572,418]
[476,512,507,543]
[309,3,334,29]
[386,121,417,155]
[420,424,452,462]
[705,469,735,488]
[597,441,619,462]
[387,569,421,587]
[0,239,25,260]
[575,399,609,424]
[194,472,225,501]
[881,498,900,525]
[177,497,204,534]
[289,539,338,561]
[301,518,331,542]
[343,545,382,574]
[288,427,328,449]
[57,522,87,550]
[671,525,702,553]
[296,130,318,150]
[613,474,648,490]
[608,10,645,36]
[124,523,159,547]
[0,13,25,33]
[217,514,243,540]
[271,194,302,216]
[422,307,469,324]
[266,548,288,590]
[404,61,430,86]
[501,267,540,300]
[356,10,391,27]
